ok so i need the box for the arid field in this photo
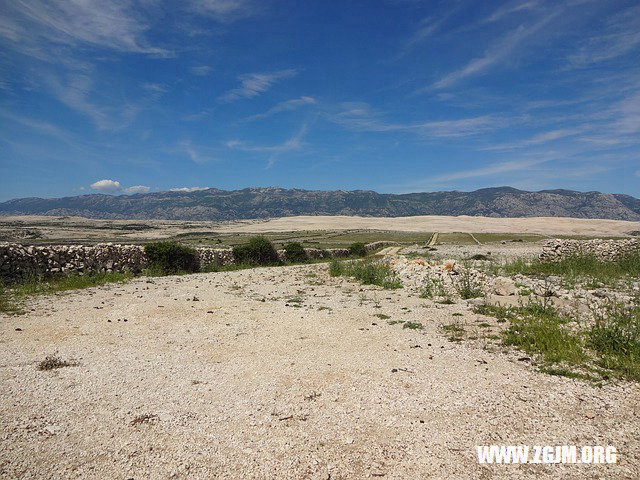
[1,214,639,246]
[1,216,639,478]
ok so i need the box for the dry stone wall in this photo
[540,238,640,262]
[0,241,397,279]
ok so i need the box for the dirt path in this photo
[1,265,638,479]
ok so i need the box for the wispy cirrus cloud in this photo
[481,0,541,24]
[430,11,560,89]
[189,0,256,21]
[190,65,212,76]
[242,96,316,122]
[219,69,297,102]
[179,140,217,164]
[480,128,585,151]
[568,5,640,67]
[226,124,307,167]
[45,73,140,130]
[0,0,169,57]
[330,102,505,138]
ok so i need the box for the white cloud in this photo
[45,73,140,130]
[169,187,210,192]
[431,12,559,89]
[90,179,121,193]
[480,128,584,150]
[226,124,307,167]
[179,140,217,164]
[482,0,541,24]
[123,185,151,194]
[219,69,297,102]
[243,96,316,122]
[330,102,505,138]
[569,5,640,67]
[1,0,168,57]
[90,180,150,194]
[190,65,212,76]
[190,0,255,20]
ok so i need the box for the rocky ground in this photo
[1,247,639,478]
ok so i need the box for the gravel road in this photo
[1,264,638,478]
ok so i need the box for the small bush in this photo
[232,236,280,266]
[283,242,308,263]
[144,241,200,275]
[348,242,368,257]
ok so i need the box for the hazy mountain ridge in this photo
[1,187,639,221]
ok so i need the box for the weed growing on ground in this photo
[329,259,402,289]
[475,298,640,383]
[403,321,424,330]
[455,269,484,299]
[500,252,640,287]
[441,322,465,342]
[589,302,640,382]
[38,354,77,371]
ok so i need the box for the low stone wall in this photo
[540,238,640,262]
[0,241,397,279]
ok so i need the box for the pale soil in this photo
[1,215,639,244]
[2,264,639,479]
[214,215,640,237]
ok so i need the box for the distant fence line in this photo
[0,241,396,279]
[540,238,640,262]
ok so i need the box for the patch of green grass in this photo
[285,296,304,307]
[477,299,640,383]
[501,252,640,286]
[441,322,465,342]
[403,321,424,330]
[1,272,132,315]
[12,272,131,297]
[436,298,455,305]
[329,259,402,289]
[589,302,640,382]
[502,303,587,366]
[0,283,22,314]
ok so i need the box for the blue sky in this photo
[1,0,639,201]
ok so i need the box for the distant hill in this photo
[1,187,639,221]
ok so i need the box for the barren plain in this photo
[1,215,639,478]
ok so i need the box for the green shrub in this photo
[232,236,280,266]
[348,242,367,257]
[283,242,308,263]
[144,241,200,275]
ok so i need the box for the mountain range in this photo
[1,187,639,221]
